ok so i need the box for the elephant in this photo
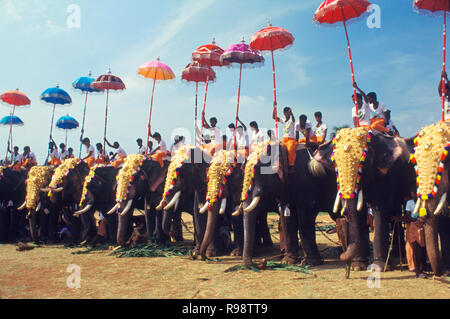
[156,146,213,253]
[108,155,167,247]
[332,128,415,271]
[0,167,27,242]
[44,160,91,243]
[73,165,119,244]
[405,122,450,277]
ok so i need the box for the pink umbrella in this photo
[137,58,175,154]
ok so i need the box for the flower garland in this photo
[409,123,450,217]
[116,154,145,203]
[240,143,268,202]
[162,146,192,201]
[25,166,53,210]
[331,130,373,215]
[48,158,82,198]
[79,164,104,206]
[205,151,236,208]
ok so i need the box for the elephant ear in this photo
[371,132,410,173]
[313,141,334,171]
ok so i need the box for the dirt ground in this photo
[0,213,449,299]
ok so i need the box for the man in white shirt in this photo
[273,103,297,166]
[81,138,96,167]
[438,71,450,121]
[314,112,328,144]
[249,121,265,145]
[136,138,146,155]
[169,135,184,155]
[105,138,127,169]
[354,83,389,133]
[59,143,70,161]
[296,115,317,144]
[150,132,168,167]
[202,117,222,146]
[236,117,250,157]
[351,92,371,128]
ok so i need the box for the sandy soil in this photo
[0,213,449,299]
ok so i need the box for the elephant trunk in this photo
[162,209,172,236]
[200,204,219,260]
[339,199,361,263]
[28,209,38,243]
[116,200,133,246]
[424,213,443,276]
[243,204,258,268]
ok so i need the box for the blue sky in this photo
[0,0,446,162]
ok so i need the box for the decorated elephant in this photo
[407,121,450,277]
[0,166,27,242]
[156,146,213,253]
[332,127,415,271]
[107,154,167,246]
[74,165,119,244]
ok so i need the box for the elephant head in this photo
[109,154,164,246]
[409,121,450,276]
[157,146,211,238]
[199,150,240,260]
[332,127,413,266]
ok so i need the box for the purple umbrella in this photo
[221,37,264,151]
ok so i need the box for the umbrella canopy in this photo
[40,86,72,105]
[250,22,295,141]
[56,115,80,130]
[1,90,31,107]
[0,115,24,126]
[192,39,229,67]
[181,61,216,84]
[137,57,175,154]
[221,39,265,67]
[413,0,450,121]
[313,0,372,127]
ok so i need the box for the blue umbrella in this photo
[0,115,24,126]
[73,72,103,157]
[40,84,72,160]
[56,115,79,146]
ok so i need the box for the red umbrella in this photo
[181,61,216,145]
[250,21,295,141]
[1,89,31,162]
[313,0,372,127]
[414,0,450,121]
[192,38,228,145]
[91,69,126,152]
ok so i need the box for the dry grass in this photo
[0,213,449,299]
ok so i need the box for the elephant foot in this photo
[300,257,323,267]
[351,261,368,271]
[206,248,217,258]
[230,248,242,257]
[373,259,389,272]
[340,243,358,262]
[281,255,299,265]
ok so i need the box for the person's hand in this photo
[353,82,358,88]
[442,71,448,79]
[273,101,277,108]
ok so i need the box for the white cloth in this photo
[314,122,328,140]
[237,130,249,148]
[207,127,222,144]
[22,152,37,163]
[352,103,371,126]
[138,145,146,155]
[445,97,450,121]
[280,117,295,139]
[13,153,22,163]
[158,140,167,153]
[368,102,387,120]
[405,200,417,217]
[85,145,95,158]
[116,147,127,158]
[251,130,265,145]
[60,150,69,161]
[296,121,315,139]
[50,149,59,159]
[170,142,183,154]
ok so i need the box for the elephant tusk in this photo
[232,204,243,217]
[155,200,165,211]
[120,200,133,217]
[163,191,181,211]
[17,202,27,211]
[333,192,341,214]
[219,198,227,215]
[434,192,447,216]
[74,204,93,217]
[413,198,421,217]
[357,191,364,212]
[106,203,120,215]
[244,196,261,214]
[51,187,64,193]
[199,202,209,214]
[40,188,50,193]
[36,202,42,212]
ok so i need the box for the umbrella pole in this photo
[5,105,16,163]
[200,75,210,146]
[66,130,68,147]
[270,40,279,141]
[195,82,198,146]
[47,102,57,162]
[79,90,89,158]
[146,77,157,156]
[443,11,447,122]
[342,10,360,127]
[103,90,109,156]
[234,64,243,153]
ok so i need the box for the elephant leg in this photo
[106,212,117,245]
[80,213,97,243]
[372,207,390,270]
[193,192,207,256]
[145,207,156,242]
[29,212,38,243]
[424,216,443,276]
[172,212,184,242]
[8,207,18,242]
[243,210,258,267]
[296,205,322,266]
[155,210,169,245]
[0,206,8,242]
[48,210,59,243]
[231,214,244,256]
[260,211,273,248]
[438,214,450,272]
[280,205,300,264]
